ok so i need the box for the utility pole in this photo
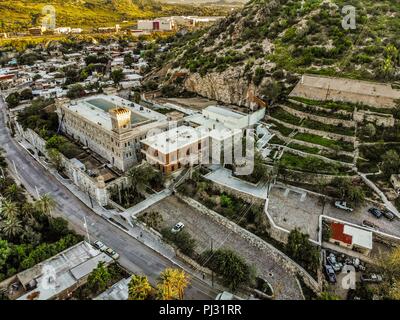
[83,216,91,244]
[210,238,214,287]
[87,189,94,208]
[35,185,40,199]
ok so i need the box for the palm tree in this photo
[0,200,19,220]
[5,184,22,201]
[128,275,152,300]
[36,194,56,218]
[157,268,189,300]
[1,217,23,238]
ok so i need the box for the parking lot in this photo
[267,184,400,241]
[268,186,322,241]
[140,195,304,300]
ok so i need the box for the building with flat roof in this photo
[16,242,112,300]
[186,105,266,130]
[141,125,210,174]
[137,18,175,31]
[57,94,168,171]
[329,222,373,255]
[94,277,130,300]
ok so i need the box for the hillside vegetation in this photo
[165,0,400,82]
[0,0,229,32]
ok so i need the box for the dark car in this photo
[368,207,383,219]
[360,274,383,283]
[324,265,337,283]
[382,210,395,221]
[362,220,379,230]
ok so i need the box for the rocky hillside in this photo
[161,0,400,107]
[0,0,229,32]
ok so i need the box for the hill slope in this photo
[162,0,400,106]
[0,0,229,31]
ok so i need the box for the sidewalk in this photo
[204,167,269,199]
[15,135,227,297]
[122,188,172,220]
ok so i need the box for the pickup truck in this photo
[335,201,353,212]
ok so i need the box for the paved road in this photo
[0,96,218,300]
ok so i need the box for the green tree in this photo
[361,123,376,138]
[382,150,400,177]
[260,80,282,104]
[87,262,112,294]
[47,148,63,171]
[5,92,20,108]
[36,194,56,218]
[317,291,340,300]
[128,275,152,300]
[1,217,23,239]
[0,200,19,220]
[0,240,11,270]
[331,177,365,207]
[132,91,141,104]
[19,88,33,100]
[286,228,320,273]
[201,248,254,291]
[111,69,124,85]
[67,84,85,99]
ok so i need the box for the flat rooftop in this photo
[66,94,167,131]
[141,125,209,154]
[204,105,244,119]
[17,242,112,300]
[94,277,130,300]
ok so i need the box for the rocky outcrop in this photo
[184,68,251,106]
[183,64,275,107]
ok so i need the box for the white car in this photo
[94,240,107,252]
[334,201,353,212]
[171,222,185,233]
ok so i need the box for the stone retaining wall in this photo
[278,168,357,185]
[354,110,395,127]
[280,104,355,128]
[176,193,322,293]
[268,116,356,143]
[270,131,355,157]
[207,178,265,206]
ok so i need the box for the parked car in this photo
[352,258,366,271]
[171,222,185,233]
[324,265,337,283]
[94,240,107,251]
[360,273,383,283]
[326,253,343,272]
[382,210,395,221]
[362,220,379,230]
[105,247,120,260]
[368,207,383,219]
[335,201,353,212]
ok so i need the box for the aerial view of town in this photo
[1,0,400,310]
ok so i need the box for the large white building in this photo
[141,106,266,174]
[137,18,175,31]
[141,125,210,174]
[185,105,266,130]
[57,95,169,171]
